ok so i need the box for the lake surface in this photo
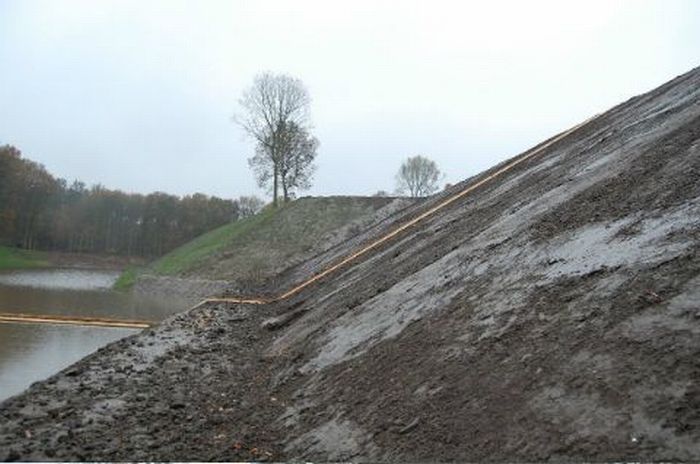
[0,268,188,402]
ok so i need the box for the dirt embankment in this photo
[1,67,699,461]
[130,196,413,298]
[132,275,231,305]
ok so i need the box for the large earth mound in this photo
[1,66,699,461]
[127,195,412,301]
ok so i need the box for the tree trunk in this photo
[273,164,279,207]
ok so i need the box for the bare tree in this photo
[278,123,318,201]
[235,72,312,207]
[238,195,265,218]
[248,143,275,198]
[395,155,442,197]
[249,122,318,202]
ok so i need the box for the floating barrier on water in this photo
[0,312,153,329]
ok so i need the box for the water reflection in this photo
[0,323,136,402]
[0,268,189,403]
[0,269,186,321]
[0,269,119,291]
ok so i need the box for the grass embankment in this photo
[150,206,277,276]
[112,268,139,291]
[0,246,50,270]
[114,197,394,290]
[113,207,277,290]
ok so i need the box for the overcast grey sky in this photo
[1,0,698,199]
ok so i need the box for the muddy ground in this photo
[42,251,144,270]
[132,275,231,305]
[1,67,699,461]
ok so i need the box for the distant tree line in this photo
[0,145,263,257]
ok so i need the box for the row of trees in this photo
[0,145,263,256]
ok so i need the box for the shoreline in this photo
[0,246,146,272]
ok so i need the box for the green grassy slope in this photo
[150,206,277,277]
[118,196,394,289]
[0,246,50,270]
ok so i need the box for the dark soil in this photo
[1,66,699,461]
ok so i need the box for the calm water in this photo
[0,268,188,402]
